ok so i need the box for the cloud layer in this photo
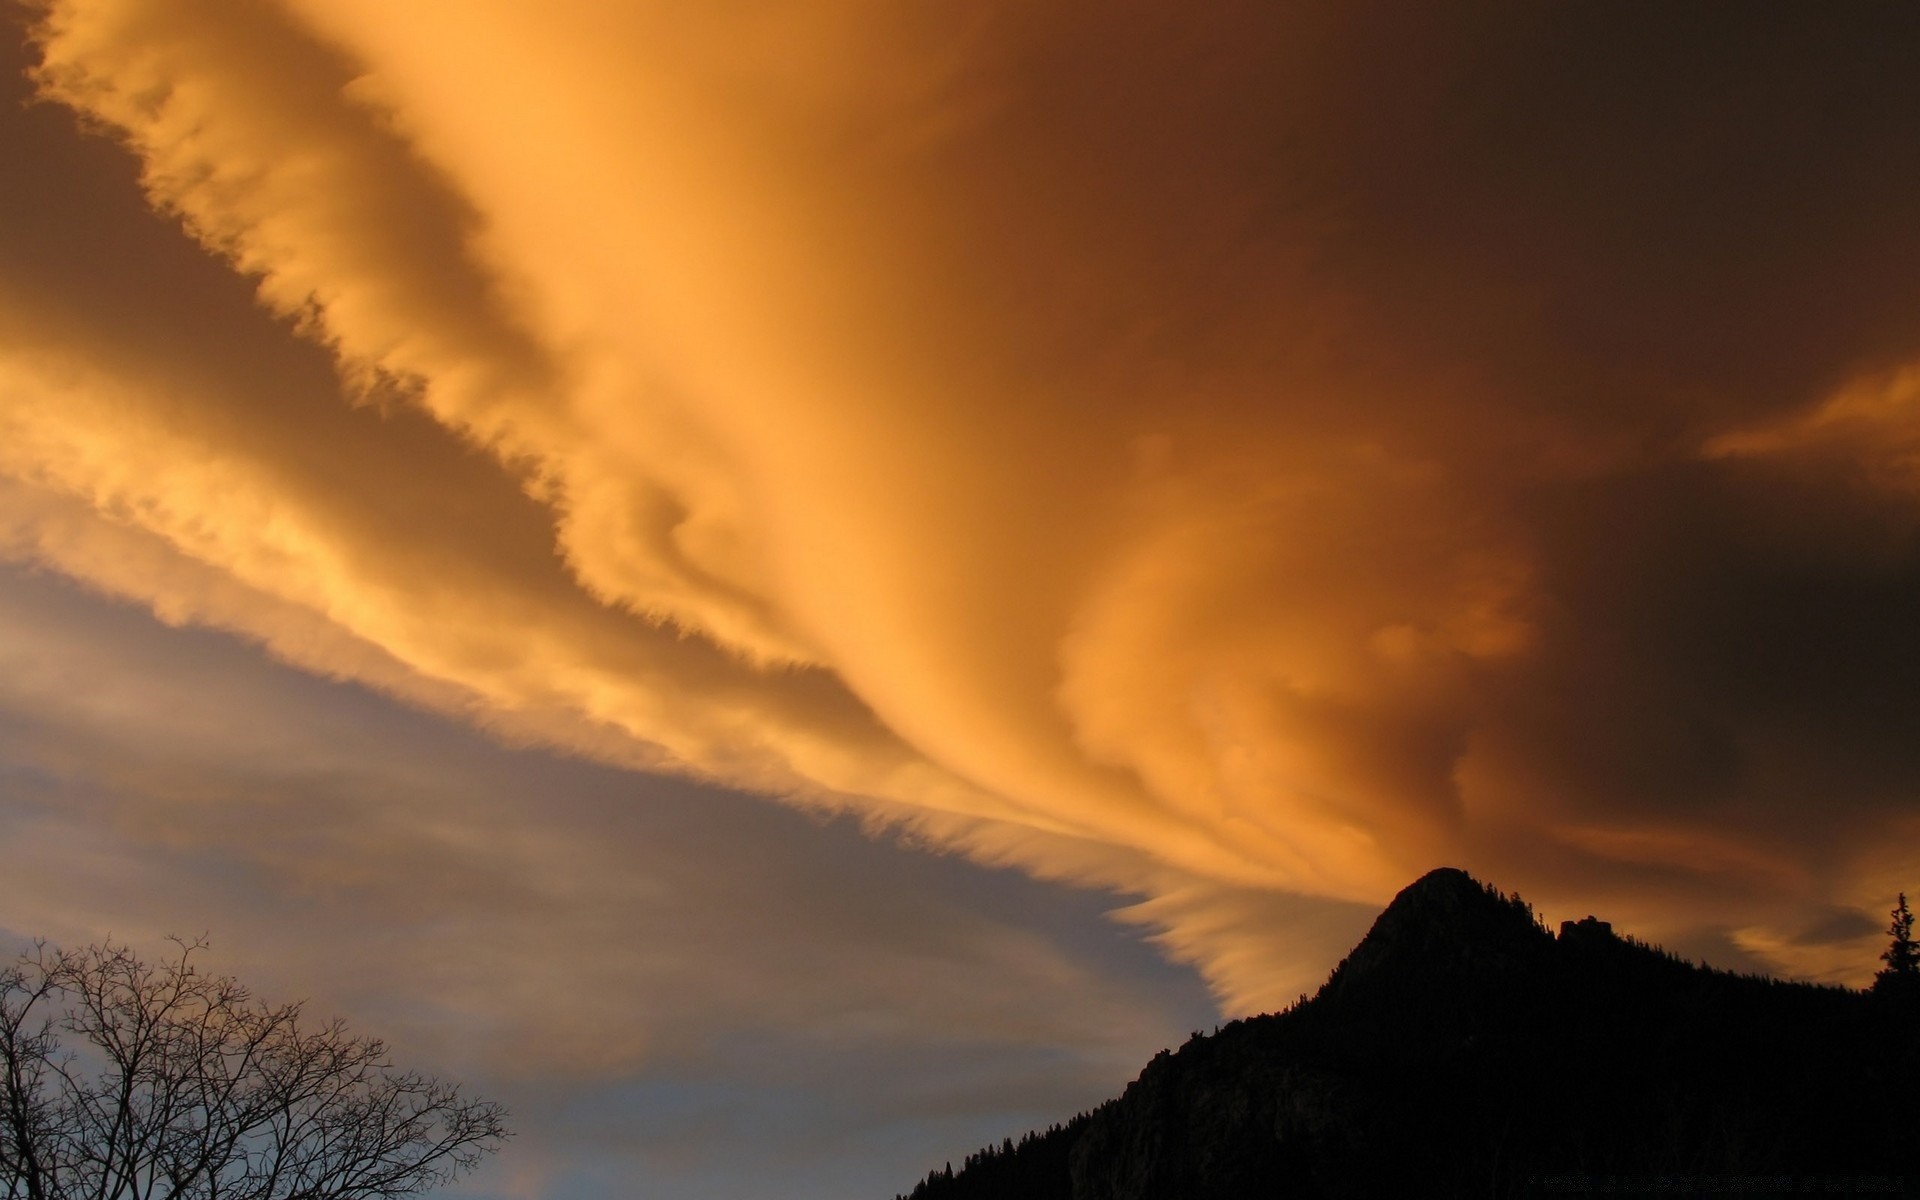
[8,0,1920,1015]
[0,563,1217,1200]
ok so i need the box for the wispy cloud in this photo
[0,564,1215,1196]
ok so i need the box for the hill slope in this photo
[896,868,1920,1198]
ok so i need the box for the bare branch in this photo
[0,939,507,1200]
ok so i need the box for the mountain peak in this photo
[898,868,1914,1200]
[1316,866,1551,1001]
[1389,864,1486,908]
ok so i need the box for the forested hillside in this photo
[898,868,1920,1199]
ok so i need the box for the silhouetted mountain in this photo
[896,868,1920,1199]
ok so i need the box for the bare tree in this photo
[0,938,507,1200]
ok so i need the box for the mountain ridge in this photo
[896,868,1919,1199]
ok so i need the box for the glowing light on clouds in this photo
[8,0,1920,1012]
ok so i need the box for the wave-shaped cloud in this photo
[10,0,1920,1006]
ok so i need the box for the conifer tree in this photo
[1875,892,1919,995]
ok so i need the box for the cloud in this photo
[8,0,1920,1014]
[0,564,1216,1197]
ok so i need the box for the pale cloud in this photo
[0,565,1213,1199]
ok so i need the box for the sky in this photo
[4,1,1920,1195]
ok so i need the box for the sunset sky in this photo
[6,2,1920,1195]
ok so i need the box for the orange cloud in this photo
[12,0,1920,1009]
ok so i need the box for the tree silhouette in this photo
[0,937,507,1200]
[1874,892,1919,997]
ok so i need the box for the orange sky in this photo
[6,2,1920,1193]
